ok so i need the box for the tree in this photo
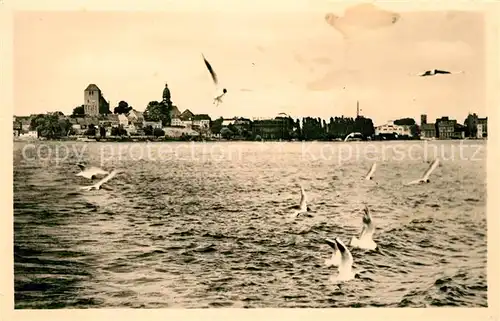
[99,99,111,115]
[114,101,133,114]
[85,125,96,136]
[71,105,85,117]
[144,101,170,126]
[220,127,233,139]
[29,114,72,138]
[394,118,416,126]
[143,125,154,136]
[210,117,224,134]
[153,128,165,137]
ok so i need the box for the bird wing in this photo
[299,185,307,208]
[325,238,339,252]
[405,179,422,186]
[435,69,451,74]
[335,238,353,269]
[95,169,119,187]
[365,163,376,179]
[422,158,439,180]
[202,54,218,85]
[361,206,374,236]
[77,164,86,171]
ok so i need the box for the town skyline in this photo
[14,6,487,126]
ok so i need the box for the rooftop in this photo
[84,84,100,92]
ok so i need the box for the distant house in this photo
[477,123,484,138]
[18,130,38,139]
[436,117,457,139]
[478,117,488,137]
[420,123,436,139]
[127,109,145,123]
[221,119,236,127]
[143,120,162,129]
[180,109,194,120]
[170,117,184,127]
[252,118,291,140]
[118,114,129,127]
[99,114,120,128]
[169,105,182,120]
[374,121,412,136]
[192,114,211,128]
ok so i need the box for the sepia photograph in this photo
[5,0,498,315]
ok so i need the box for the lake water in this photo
[13,140,487,308]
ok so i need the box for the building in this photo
[127,109,145,123]
[84,84,109,116]
[99,114,120,128]
[180,109,194,120]
[478,117,488,137]
[192,114,211,128]
[437,119,457,139]
[169,105,182,120]
[477,123,484,138]
[420,114,427,126]
[420,123,436,139]
[374,121,412,136]
[251,117,291,140]
[118,114,129,127]
[143,121,163,129]
[170,117,184,127]
[435,117,457,139]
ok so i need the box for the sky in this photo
[13,4,487,126]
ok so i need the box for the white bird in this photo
[405,158,440,185]
[326,238,356,282]
[409,69,464,77]
[324,237,342,267]
[292,185,311,217]
[79,169,122,191]
[76,163,109,179]
[350,204,377,250]
[364,162,377,180]
[202,53,227,107]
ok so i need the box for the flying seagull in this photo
[325,237,356,282]
[202,53,227,107]
[410,69,464,77]
[324,237,342,267]
[350,204,377,250]
[405,158,440,185]
[364,162,377,181]
[291,184,311,217]
[79,169,122,191]
[76,163,109,179]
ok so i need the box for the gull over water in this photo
[76,163,109,180]
[202,53,227,107]
[405,158,440,185]
[350,204,377,250]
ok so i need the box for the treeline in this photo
[209,115,376,141]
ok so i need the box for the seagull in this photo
[405,158,440,185]
[410,69,464,77]
[79,169,122,191]
[202,53,227,107]
[325,238,356,282]
[350,204,377,250]
[291,184,311,217]
[76,163,109,179]
[364,162,377,180]
[324,237,342,267]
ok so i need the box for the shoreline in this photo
[13,137,487,143]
